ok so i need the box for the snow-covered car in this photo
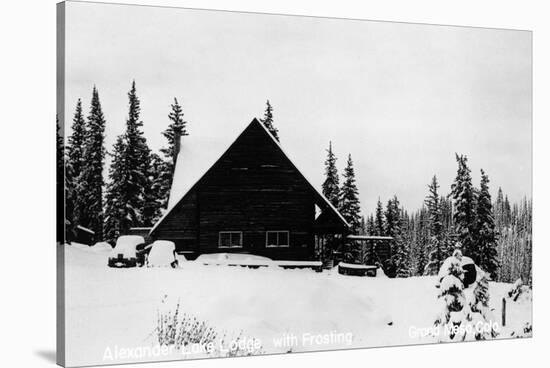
[147,240,180,268]
[108,235,144,268]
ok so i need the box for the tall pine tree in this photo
[424,176,446,275]
[475,169,499,279]
[159,98,189,208]
[56,116,66,243]
[451,154,477,261]
[339,154,361,233]
[260,100,279,141]
[374,198,385,236]
[143,152,165,226]
[103,136,129,242]
[385,196,409,277]
[322,141,340,208]
[103,81,153,239]
[75,86,106,238]
[66,99,86,231]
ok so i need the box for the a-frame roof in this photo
[150,118,349,235]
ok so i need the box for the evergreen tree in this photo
[366,215,375,236]
[321,141,340,208]
[475,169,499,279]
[385,196,409,277]
[339,154,361,233]
[424,176,446,275]
[103,81,152,238]
[434,249,466,342]
[359,216,367,235]
[451,154,477,262]
[468,271,498,339]
[56,116,66,243]
[374,198,385,236]
[66,99,86,230]
[103,136,128,242]
[67,99,86,182]
[260,100,279,141]
[159,98,189,208]
[75,86,106,238]
[142,153,165,226]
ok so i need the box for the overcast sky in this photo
[64,1,531,213]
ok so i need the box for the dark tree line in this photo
[64,82,190,243]
[322,149,530,282]
[63,91,280,244]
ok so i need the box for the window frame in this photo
[218,231,243,249]
[265,230,290,248]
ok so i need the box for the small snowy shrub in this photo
[154,301,263,357]
[155,301,218,348]
[507,278,531,303]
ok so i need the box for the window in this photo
[266,231,290,247]
[218,232,243,248]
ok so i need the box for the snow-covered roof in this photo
[151,118,349,234]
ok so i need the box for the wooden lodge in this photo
[149,118,350,261]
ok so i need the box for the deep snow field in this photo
[64,243,532,366]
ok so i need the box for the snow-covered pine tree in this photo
[435,249,466,342]
[122,81,151,226]
[75,86,106,238]
[386,196,409,277]
[359,216,367,235]
[339,154,361,233]
[158,98,189,208]
[468,270,498,339]
[103,81,152,238]
[366,215,375,236]
[260,100,279,141]
[142,152,165,226]
[103,136,128,243]
[374,198,385,236]
[66,99,86,231]
[56,116,67,243]
[475,169,499,280]
[451,154,478,263]
[67,99,86,182]
[321,141,340,208]
[424,176,445,275]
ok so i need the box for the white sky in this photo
[64,1,532,213]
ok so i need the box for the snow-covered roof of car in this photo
[150,118,350,234]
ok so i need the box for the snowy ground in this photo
[64,244,532,367]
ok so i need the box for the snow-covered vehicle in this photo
[108,235,144,268]
[337,262,377,277]
[147,240,180,268]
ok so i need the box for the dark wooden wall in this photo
[152,121,318,261]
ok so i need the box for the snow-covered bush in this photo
[507,278,531,303]
[435,249,499,342]
[434,249,466,341]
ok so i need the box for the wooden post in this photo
[502,297,506,327]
